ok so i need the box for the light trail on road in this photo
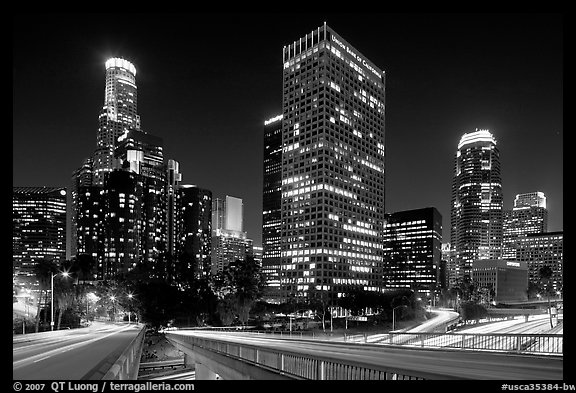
[13,322,141,380]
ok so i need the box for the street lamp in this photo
[392,305,407,332]
[51,271,69,331]
[127,293,133,324]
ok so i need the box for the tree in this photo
[213,256,266,325]
[459,301,488,324]
[306,287,334,332]
[55,289,75,330]
[216,295,236,326]
[538,265,555,329]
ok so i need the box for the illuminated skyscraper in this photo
[13,187,67,288]
[503,191,548,260]
[280,23,386,302]
[93,58,140,186]
[450,129,503,284]
[211,196,253,274]
[441,243,457,289]
[71,58,175,280]
[262,114,283,303]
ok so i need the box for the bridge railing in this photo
[166,332,455,380]
[176,327,562,355]
[386,332,563,355]
[102,324,147,380]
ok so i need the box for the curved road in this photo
[167,330,563,380]
[13,321,141,380]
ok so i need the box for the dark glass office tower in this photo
[176,185,213,281]
[13,187,67,288]
[280,24,386,302]
[383,207,442,297]
[75,185,105,278]
[166,160,182,261]
[262,114,283,303]
[450,129,503,284]
[101,170,143,278]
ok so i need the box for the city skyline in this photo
[13,13,563,246]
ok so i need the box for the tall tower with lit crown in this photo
[93,58,140,186]
[450,129,503,283]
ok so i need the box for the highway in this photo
[454,314,562,334]
[13,321,141,380]
[168,329,563,380]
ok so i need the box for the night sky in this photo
[13,13,563,246]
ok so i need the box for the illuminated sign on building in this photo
[331,35,382,79]
[506,261,521,267]
[264,114,283,126]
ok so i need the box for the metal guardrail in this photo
[386,332,563,355]
[139,359,186,370]
[102,324,147,380]
[166,333,454,380]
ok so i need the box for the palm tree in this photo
[55,291,75,330]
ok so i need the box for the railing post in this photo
[318,360,325,380]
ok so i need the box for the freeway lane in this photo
[168,330,563,380]
[13,321,141,380]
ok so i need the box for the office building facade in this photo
[383,207,442,296]
[211,196,253,274]
[175,185,213,280]
[13,187,67,288]
[503,192,548,260]
[166,159,183,259]
[450,129,503,284]
[279,23,386,302]
[472,259,528,303]
[515,231,563,294]
[262,114,283,302]
[441,242,457,289]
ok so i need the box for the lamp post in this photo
[392,305,407,332]
[127,293,133,324]
[51,271,69,331]
[110,296,116,321]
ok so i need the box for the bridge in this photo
[164,329,562,380]
[13,316,563,380]
[13,321,146,380]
